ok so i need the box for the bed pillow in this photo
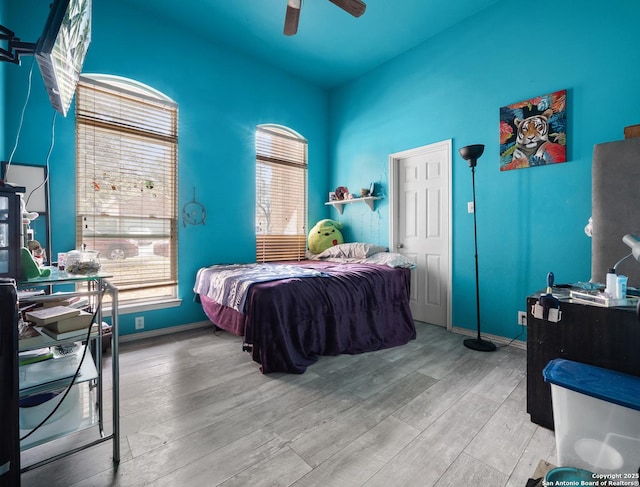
[314,242,387,260]
[364,251,416,268]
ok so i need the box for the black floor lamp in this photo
[459,144,496,352]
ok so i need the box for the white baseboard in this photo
[117,320,526,351]
[118,321,212,343]
[450,325,526,350]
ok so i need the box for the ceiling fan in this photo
[284,0,367,36]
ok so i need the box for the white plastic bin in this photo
[543,359,640,475]
[19,385,81,448]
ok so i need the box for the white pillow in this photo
[314,243,387,259]
[364,252,416,268]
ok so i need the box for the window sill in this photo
[101,298,182,317]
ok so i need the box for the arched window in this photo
[76,74,178,304]
[255,124,308,262]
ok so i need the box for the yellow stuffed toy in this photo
[308,219,344,254]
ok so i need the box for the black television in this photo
[35,0,92,117]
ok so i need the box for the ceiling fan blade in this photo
[284,2,301,36]
[328,0,366,17]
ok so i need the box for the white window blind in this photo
[76,76,178,303]
[256,125,307,262]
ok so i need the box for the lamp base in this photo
[463,337,497,352]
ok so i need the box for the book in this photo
[26,293,88,309]
[18,325,48,349]
[68,296,90,309]
[19,347,54,366]
[43,310,92,334]
[40,324,96,341]
[25,305,82,326]
[41,295,81,308]
[17,289,46,300]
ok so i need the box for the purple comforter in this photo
[226,261,416,373]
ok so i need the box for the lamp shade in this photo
[459,144,485,168]
[623,233,640,261]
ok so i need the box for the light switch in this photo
[467,201,474,213]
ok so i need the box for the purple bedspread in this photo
[200,261,415,374]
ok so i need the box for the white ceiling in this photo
[122,0,500,88]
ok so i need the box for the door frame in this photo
[388,139,453,330]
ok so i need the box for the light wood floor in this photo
[21,322,557,486]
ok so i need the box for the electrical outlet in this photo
[467,201,474,213]
[518,311,527,326]
[135,316,144,330]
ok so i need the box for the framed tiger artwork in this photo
[499,89,567,171]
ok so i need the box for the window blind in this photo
[256,125,307,262]
[76,77,178,303]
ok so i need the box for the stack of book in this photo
[25,306,93,340]
[25,293,90,310]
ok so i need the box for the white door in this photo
[389,140,451,328]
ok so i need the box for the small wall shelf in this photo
[325,196,381,214]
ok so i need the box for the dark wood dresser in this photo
[526,292,640,430]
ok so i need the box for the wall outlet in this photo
[135,316,144,330]
[518,311,527,326]
[467,201,475,213]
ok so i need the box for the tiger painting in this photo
[512,108,554,163]
[499,89,567,171]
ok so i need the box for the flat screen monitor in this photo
[35,0,91,117]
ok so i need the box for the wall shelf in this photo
[325,196,381,214]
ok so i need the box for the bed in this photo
[193,244,416,373]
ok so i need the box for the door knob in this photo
[396,243,404,249]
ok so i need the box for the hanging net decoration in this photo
[182,187,206,227]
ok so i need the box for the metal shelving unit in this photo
[17,270,119,473]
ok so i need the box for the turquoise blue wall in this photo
[4,1,329,335]
[5,0,640,341]
[328,0,640,341]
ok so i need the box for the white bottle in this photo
[606,269,618,298]
[616,275,628,300]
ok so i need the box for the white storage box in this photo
[543,359,640,474]
[19,385,81,448]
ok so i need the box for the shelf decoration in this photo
[334,186,349,200]
[183,187,206,227]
